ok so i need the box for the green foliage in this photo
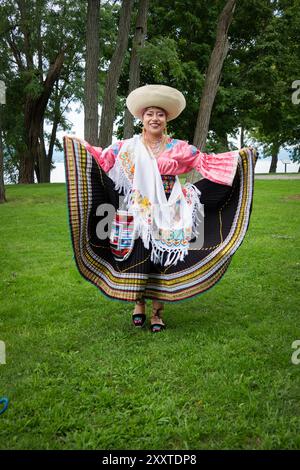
[116,0,300,152]
[140,37,187,83]
[1,0,300,172]
[3,148,19,184]
[22,71,44,99]
[230,0,300,157]
[0,0,86,179]
[290,146,300,164]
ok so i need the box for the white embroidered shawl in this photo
[107,135,203,266]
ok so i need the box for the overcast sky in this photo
[54,102,121,145]
[56,101,85,141]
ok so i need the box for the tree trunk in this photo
[240,126,245,148]
[123,0,149,139]
[98,0,134,148]
[46,110,60,182]
[0,111,7,203]
[35,155,41,183]
[187,0,237,182]
[269,142,280,173]
[37,123,51,183]
[84,0,100,145]
[193,0,237,149]
[19,149,35,184]
[19,48,66,183]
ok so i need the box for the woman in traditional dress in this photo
[63,84,256,332]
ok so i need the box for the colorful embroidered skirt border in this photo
[63,136,256,303]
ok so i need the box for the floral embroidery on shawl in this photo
[108,135,204,266]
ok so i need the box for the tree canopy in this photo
[0,0,299,187]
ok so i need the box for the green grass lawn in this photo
[255,173,300,176]
[0,181,300,450]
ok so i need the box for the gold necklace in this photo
[143,135,167,159]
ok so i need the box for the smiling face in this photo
[142,107,167,139]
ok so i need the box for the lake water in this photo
[51,159,299,183]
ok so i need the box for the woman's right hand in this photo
[84,142,103,162]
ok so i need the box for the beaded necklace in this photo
[142,134,168,159]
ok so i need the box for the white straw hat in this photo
[126,84,186,122]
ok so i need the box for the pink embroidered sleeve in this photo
[157,156,179,174]
[84,140,123,173]
[167,140,239,186]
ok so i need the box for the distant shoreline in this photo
[50,160,300,183]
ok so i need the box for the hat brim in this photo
[126,85,186,122]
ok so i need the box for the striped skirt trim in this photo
[63,136,256,302]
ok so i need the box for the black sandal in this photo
[132,300,146,328]
[132,313,146,327]
[150,306,165,333]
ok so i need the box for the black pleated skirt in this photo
[64,136,256,303]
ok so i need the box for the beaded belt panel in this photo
[161,174,176,193]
